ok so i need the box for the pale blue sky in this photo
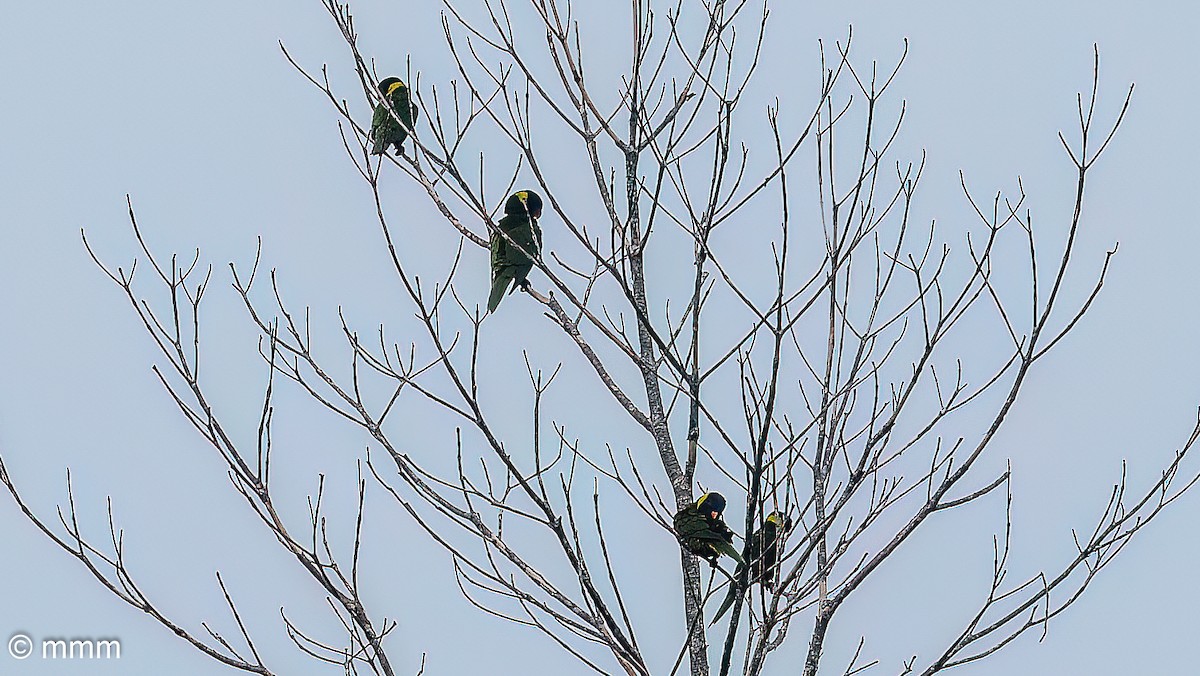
[2,1,1199,674]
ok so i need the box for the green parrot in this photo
[710,511,793,624]
[370,77,418,155]
[487,190,544,313]
[672,492,744,567]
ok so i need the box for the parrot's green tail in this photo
[487,275,512,313]
[710,581,740,625]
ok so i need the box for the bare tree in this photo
[3,1,1197,675]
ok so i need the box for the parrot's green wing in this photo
[490,226,505,271]
[371,103,389,131]
[369,103,391,153]
[672,507,708,538]
[714,539,745,566]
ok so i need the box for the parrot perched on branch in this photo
[710,511,793,624]
[673,492,744,567]
[487,190,543,313]
[370,76,418,155]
